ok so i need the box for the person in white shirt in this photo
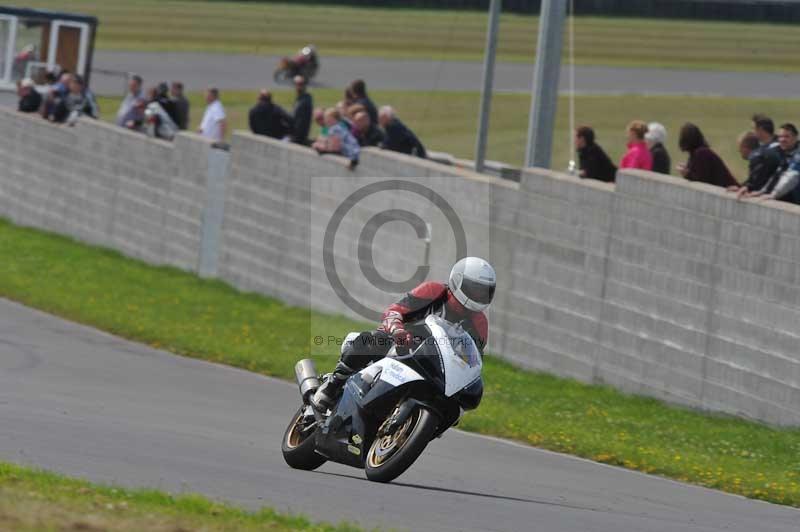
[198,87,226,142]
[115,74,143,127]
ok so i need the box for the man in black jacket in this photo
[156,82,180,128]
[378,106,425,158]
[291,75,313,145]
[353,111,384,147]
[17,78,42,113]
[170,81,190,130]
[575,126,617,183]
[249,90,293,140]
[731,131,782,198]
[350,79,378,126]
[752,114,779,149]
[746,123,800,203]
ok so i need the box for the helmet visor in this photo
[461,278,495,305]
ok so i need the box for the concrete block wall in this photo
[217,133,800,424]
[2,109,799,425]
[489,169,616,384]
[607,171,800,424]
[505,168,800,425]
[0,107,217,272]
[217,132,502,320]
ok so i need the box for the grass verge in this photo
[0,461,362,531]
[96,89,800,178]
[1,219,799,506]
[22,0,800,72]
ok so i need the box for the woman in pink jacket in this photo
[619,120,653,170]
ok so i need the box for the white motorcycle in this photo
[282,315,484,483]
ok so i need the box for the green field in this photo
[22,0,800,71]
[0,462,362,531]
[1,218,799,507]
[96,89,800,179]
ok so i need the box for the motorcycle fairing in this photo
[314,361,425,469]
[424,315,482,397]
[369,356,425,387]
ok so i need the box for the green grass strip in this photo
[0,218,799,506]
[21,0,800,72]
[0,461,363,531]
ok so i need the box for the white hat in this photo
[645,122,667,145]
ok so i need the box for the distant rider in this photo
[312,257,496,410]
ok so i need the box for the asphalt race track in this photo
[1,297,798,531]
[92,51,800,99]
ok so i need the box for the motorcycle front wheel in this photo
[364,405,438,483]
[281,406,327,471]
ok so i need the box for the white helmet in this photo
[448,257,496,312]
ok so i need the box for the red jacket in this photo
[380,281,489,352]
[620,141,653,171]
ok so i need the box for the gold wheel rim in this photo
[286,412,307,449]
[367,411,417,467]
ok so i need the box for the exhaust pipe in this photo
[295,359,320,401]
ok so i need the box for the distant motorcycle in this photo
[274,45,319,83]
[281,315,484,483]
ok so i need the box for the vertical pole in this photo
[474,0,501,174]
[525,0,567,169]
[197,147,230,278]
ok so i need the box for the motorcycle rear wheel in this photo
[281,406,327,470]
[364,405,438,483]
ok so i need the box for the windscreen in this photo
[429,315,481,368]
[449,330,480,368]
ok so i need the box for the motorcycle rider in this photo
[312,257,496,410]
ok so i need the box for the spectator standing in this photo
[575,125,617,182]
[170,81,190,130]
[749,123,800,203]
[349,79,378,126]
[115,74,142,126]
[730,131,782,198]
[676,122,737,188]
[378,106,426,158]
[313,108,360,169]
[144,86,178,140]
[352,110,384,147]
[42,72,71,122]
[646,122,671,174]
[198,88,226,143]
[752,114,779,149]
[17,78,42,113]
[62,75,99,124]
[155,82,180,127]
[121,98,147,132]
[619,120,653,170]
[249,90,293,139]
[291,75,313,145]
[51,71,71,97]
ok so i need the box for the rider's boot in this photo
[311,361,355,411]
